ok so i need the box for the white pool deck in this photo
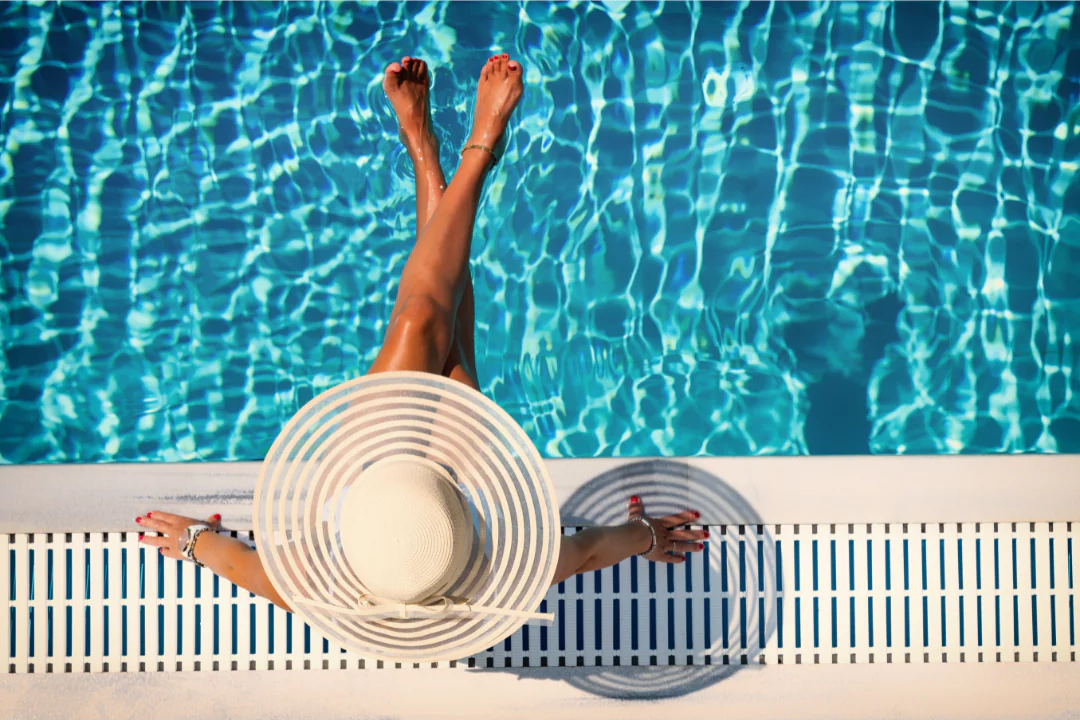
[2,454,1079,719]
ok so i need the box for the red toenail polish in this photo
[630,495,640,503]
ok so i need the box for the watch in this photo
[179,523,214,568]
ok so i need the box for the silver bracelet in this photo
[630,516,656,556]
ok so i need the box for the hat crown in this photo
[339,459,471,604]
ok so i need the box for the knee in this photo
[391,294,454,357]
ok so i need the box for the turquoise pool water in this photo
[0,1,1078,462]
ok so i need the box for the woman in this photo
[134,55,707,613]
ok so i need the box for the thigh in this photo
[440,280,478,390]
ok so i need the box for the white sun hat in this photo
[254,371,560,663]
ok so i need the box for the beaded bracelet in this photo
[630,516,656,557]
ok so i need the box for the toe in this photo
[402,56,411,65]
[386,62,403,76]
[508,60,520,72]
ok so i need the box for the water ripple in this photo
[0,1,1078,462]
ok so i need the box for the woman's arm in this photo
[191,530,293,611]
[551,499,707,586]
[136,512,292,611]
[552,522,652,585]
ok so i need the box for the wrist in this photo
[185,525,214,567]
[627,518,654,555]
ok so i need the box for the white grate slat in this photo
[56,533,71,671]
[834,526,851,663]
[87,533,105,673]
[197,563,214,670]
[1050,522,1071,659]
[1,534,10,673]
[30,534,48,669]
[69,533,86,673]
[12,534,28,673]
[160,535,178,672]
[1070,523,1079,656]
[851,524,870,663]
[1016,524,1036,661]
[999,525,1017,662]
[978,528,996,661]
[822,529,838,661]
[1034,523,1052,661]
[124,541,141,671]
[959,523,979,661]
[104,532,123,672]
[869,525,887,662]
[924,523,942,661]
[797,528,815,661]
[942,524,960,660]
[887,527,905,659]
[178,554,196,669]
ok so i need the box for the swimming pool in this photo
[0,1,1077,463]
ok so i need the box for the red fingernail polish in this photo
[213,514,221,520]
[138,534,143,540]
[694,512,700,519]
[135,517,142,523]
[703,531,710,539]
[147,512,153,518]
[699,543,705,550]
[631,495,640,503]
[159,548,164,554]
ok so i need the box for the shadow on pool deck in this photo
[475,458,777,701]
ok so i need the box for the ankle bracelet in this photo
[461,143,498,164]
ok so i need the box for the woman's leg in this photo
[384,56,480,390]
[368,54,523,384]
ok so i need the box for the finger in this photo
[141,510,184,524]
[660,510,700,528]
[667,528,709,542]
[137,533,171,549]
[669,541,705,554]
[206,513,222,529]
[653,553,686,565]
[136,514,175,532]
[627,495,644,519]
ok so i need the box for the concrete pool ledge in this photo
[1,454,1077,533]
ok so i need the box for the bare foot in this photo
[383,56,438,164]
[465,53,524,161]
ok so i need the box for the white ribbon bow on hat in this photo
[294,594,555,622]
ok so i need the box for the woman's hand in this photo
[136,511,223,561]
[629,495,708,564]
